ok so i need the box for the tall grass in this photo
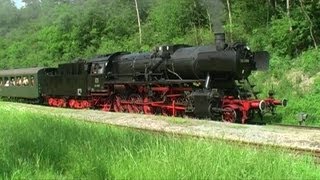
[0,104,319,179]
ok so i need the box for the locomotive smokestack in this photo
[215,32,226,51]
[201,0,226,50]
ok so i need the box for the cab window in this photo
[91,63,104,75]
[0,77,3,86]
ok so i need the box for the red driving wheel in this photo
[222,107,237,123]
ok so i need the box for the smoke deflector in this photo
[253,51,270,71]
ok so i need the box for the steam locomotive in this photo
[0,33,286,123]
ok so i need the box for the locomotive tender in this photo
[0,33,286,123]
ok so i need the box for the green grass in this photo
[0,104,320,179]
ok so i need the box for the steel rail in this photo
[270,123,320,131]
[73,117,320,159]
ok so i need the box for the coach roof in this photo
[0,67,45,76]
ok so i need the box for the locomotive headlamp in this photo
[158,46,169,52]
[157,46,171,58]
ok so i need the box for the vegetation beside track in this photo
[0,103,320,179]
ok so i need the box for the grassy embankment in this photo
[0,102,320,179]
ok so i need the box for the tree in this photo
[287,0,292,31]
[226,0,233,41]
[0,0,18,35]
[299,0,317,49]
[21,0,41,19]
[134,0,142,45]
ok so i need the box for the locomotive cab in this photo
[87,54,115,93]
[88,61,106,92]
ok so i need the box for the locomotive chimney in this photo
[215,33,226,51]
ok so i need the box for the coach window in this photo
[30,76,35,86]
[22,76,29,86]
[0,77,3,86]
[4,77,9,87]
[10,77,16,86]
[16,76,22,86]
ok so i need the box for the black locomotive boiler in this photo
[0,33,286,123]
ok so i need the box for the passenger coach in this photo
[0,67,50,101]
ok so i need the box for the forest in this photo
[0,0,320,123]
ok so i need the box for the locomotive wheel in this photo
[48,98,55,106]
[68,99,76,108]
[127,104,134,113]
[162,109,169,116]
[128,94,143,113]
[113,95,124,112]
[102,103,112,111]
[132,104,141,113]
[81,100,90,108]
[222,108,237,123]
[56,98,66,107]
[102,98,112,112]
[143,97,153,114]
[113,104,121,112]
[74,100,83,109]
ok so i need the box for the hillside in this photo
[0,0,319,124]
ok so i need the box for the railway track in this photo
[67,114,320,159]
[146,126,320,159]
[82,119,320,160]
[270,123,320,131]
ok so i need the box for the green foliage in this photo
[293,49,320,76]
[280,92,320,125]
[226,0,269,42]
[250,11,317,57]
[143,0,208,45]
